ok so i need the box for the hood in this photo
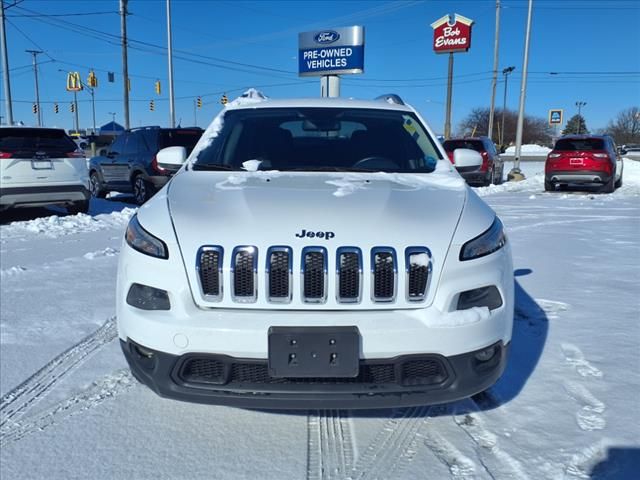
[168,169,468,310]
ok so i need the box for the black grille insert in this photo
[406,249,430,301]
[338,249,361,302]
[302,248,326,301]
[372,249,396,301]
[198,248,222,298]
[268,249,291,300]
[233,247,257,301]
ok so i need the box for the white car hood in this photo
[168,169,468,309]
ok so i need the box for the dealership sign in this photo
[430,14,474,54]
[298,26,364,77]
[548,109,564,126]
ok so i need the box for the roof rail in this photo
[129,126,161,131]
[374,94,405,105]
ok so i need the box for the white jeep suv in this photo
[117,94,514,409]
[0,127,90,214]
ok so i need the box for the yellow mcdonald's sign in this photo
[66,72,83,92]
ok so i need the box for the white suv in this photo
[0,127,90,214]
[117,94,514,409]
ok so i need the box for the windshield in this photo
[554,138,605,151]
[193,108,443,172]
[0,128,77,154]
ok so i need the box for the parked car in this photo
[442,136,504,186]
[545,135,623,193]
[621,144,640,161]
[116,93,514,409]
[0,126,89,214]
[89,126,203,205]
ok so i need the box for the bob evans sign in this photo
[430,14,474,54]
[298,26,364,76]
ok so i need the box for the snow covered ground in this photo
[1,161,639,479]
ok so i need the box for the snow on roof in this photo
[225,96,414,112]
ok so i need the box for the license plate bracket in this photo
[31,159,53,170]
[569,157,584,166]
[268,326,360,378]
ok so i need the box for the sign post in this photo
[298,26,364,97]
[549,108,563,141]
[430,14,474,139]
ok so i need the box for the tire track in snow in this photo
[420,429,477,478]
[564,382,606,431]
[0,369,133,447]
[454,401,530,480]
[351,406,429,480]
[565,440,608,479]
[0,316,117,429]
[307,410,354,480]
[561,343,603,378]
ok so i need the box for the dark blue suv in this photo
[89,126,202,204]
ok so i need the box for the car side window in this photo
[109,135,126,156]
[123,133,142,155]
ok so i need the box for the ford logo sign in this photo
[314,31,340,44]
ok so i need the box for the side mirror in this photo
[157,146,187,169]
[618,148,627,155]
[453,148,483,169]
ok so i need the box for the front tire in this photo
[600,175,615,194]
[133,174,153,205]
[615,173,623,189]
[544,179,554,192]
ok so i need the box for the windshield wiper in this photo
[192,163,235,171]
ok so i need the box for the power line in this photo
[7,11,119,17]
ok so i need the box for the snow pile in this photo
[83,247,119,260]
[0,266,28,278]
[226,88,267,107]
[1,208,135,239]
[241,160,263,172]
[504,144,551,156]
[425,306,490,327]
[189,113,224,161]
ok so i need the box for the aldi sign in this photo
[549,109,564,126]
[298,26,364,77]
[430,14,474,54]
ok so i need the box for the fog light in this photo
[457,286,502,311]
[134,344,155,359]
[474,346,496,362]
[126,283,171,310]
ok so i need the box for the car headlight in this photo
[459,217,506,261]
[125,214,168,259]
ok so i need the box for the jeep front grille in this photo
[196,246,431,305]
[231,246,258,302]
[371,247,397,302]
[301,247,327,303]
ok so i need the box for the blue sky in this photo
[2,0,639,134]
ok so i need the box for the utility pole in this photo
[73,90,79,133]
[193,99,197,126]
[487,0,501,142]
[120,0,130,129]
[509,0,533,182]
[575,101,586,134]
[500,66,515,147]
[26,50,43,126]
[0,0,13,125]
[444,52,454,139]
[166,0,176,128]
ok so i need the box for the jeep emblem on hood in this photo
[314,31,340,44]
[295,229,335,239]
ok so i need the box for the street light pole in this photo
[26,49,43,126]
[0,0,14,125]
[509,0,534,182]
[500,66,515,147]
[575,101,586,134]
[444,52,454,139]
[488,0,501,142]
[166,0,176,128]
[120,0,130,129]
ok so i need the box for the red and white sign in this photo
[430,14,474,54]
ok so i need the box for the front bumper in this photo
[122,338,509,409]
[0,184,90,209]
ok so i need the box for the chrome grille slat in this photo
[301,247,327,303]
[231,246,258,303]
[196,246,223,302]
[371,247,397,303]
[266,246,292,303]
[336,247,362,303]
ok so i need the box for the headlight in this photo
[459,217,506,261]
[125,214,168,259]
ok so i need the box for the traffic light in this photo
[32,103,38,114]
[196,96,202,108]
[54,103,59,114]
[70,102,75,113]
[87,70,98,88]
[220,94,228,105]
[150,100,155,111]
[155,80,161,95]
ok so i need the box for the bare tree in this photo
[605,107,640,145]
[457,107,553,148]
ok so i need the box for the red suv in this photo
[545,135,623,193]
[442,137,503,186]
